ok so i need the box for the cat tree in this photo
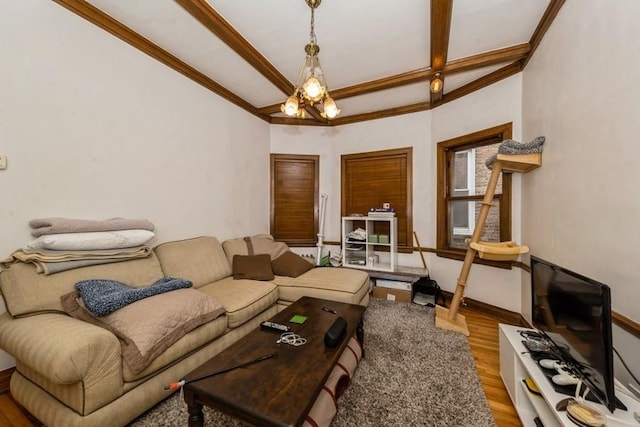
[436,151,542,336]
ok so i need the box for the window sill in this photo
[435,249,513,270]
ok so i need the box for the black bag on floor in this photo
[412,277,444,307]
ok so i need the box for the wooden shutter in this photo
[341,148,413,252]
[270,154,319,246]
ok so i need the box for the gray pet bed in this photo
[485,136,545,168]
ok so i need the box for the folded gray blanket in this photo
[485,136,545,168]
[38,258,127,275]
[75,277,192,316]
[30,217,155,237]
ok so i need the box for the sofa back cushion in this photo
[0,253,164,317]
[222,234,288,265]
[154,236,231,288]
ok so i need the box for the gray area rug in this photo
[130,299,495,426]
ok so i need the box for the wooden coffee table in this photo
[183,296,366,427]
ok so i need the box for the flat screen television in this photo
[530,255,619,413]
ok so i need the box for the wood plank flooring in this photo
[0,305,522,427]
[460,305,523,426]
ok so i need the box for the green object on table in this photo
[289,315,308,324]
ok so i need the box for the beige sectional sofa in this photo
[0,235,370,427]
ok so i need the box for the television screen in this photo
[530,255,618,412]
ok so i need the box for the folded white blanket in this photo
[26,230,155,251]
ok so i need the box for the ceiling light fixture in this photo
[281,0,340,120]
[430,73,443,93]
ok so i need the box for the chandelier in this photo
[280,0,340,120]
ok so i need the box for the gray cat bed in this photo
[485,136,545,169]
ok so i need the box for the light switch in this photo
[0,155,6,170]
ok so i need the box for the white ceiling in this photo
[75,0,554,124]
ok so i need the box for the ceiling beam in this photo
[52,0,269,122]
[443,43,529,74]
[53,1,554,127]
[270,117,331,127]
[174,0,291,93]
[330,102,432,126]
[258,69,432,115]
[442,61,523,105]
[257,44,530,115]
[272,60,523,127]
[174,0,326,123]
[429,0,453,104]
[522,0,565,68]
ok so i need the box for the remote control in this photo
[260,321,290,332]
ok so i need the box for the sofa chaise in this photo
[0,235,370,427]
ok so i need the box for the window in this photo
[270,154,319,246]
[341,147,413,252]
[451,149,476,236]
[436,123,513,265]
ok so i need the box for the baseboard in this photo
[0,367,14,394]
[440,290,526,326]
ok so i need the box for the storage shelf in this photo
[342,216,397,272]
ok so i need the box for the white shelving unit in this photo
[342,216,397,272]
[499,324,640,427]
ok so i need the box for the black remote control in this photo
[260,321,290,332]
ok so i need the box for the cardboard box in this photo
[375,279,412,291]
[372,286,411,303]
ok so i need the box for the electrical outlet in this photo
[0,155,6,170]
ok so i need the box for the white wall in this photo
[431,74,524,313]
[0,2,270,369]
[521,0,640,389]
[271,74,525,312]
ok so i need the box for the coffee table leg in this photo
[187,402,204,427]
[357,318,365,358]
[184,390,204,427]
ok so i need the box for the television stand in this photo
[526,351,627,411]
[499,324,639,427]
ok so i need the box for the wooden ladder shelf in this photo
[436,152,541,336]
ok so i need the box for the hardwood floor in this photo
[460,305,523,427]
[0,305,522,427]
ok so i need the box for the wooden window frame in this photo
[436,123,513,269]
[270,154,319,247]
[341,147,413,253]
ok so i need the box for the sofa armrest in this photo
[0,311,122,385]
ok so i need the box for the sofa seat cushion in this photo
[122,313,228,382]
[61,289,226,375]
[273,267,370,305]
[198,277,278,328]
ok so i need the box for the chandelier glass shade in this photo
[280,0,340,120]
